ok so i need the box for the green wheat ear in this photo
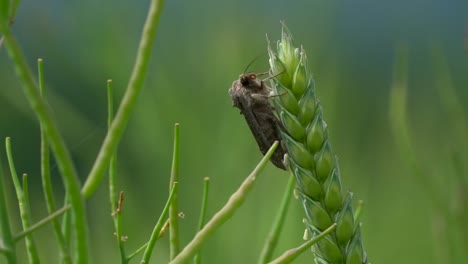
[268,23,368,264]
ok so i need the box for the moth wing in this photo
[238,96,287,170]
[253,110,287,170]
[235,96,272,154]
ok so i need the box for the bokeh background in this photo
[1,0,467,263]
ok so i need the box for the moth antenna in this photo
[243,53,267,74]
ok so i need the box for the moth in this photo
[229,71,287,170]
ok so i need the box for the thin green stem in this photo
[169,142,279,264]
[1,27,88,263]
[0,246,11,254]
[259,174,296,263]
[0,157,16,263]
[107,80,127,264]
[268,223,337,264]
[108,80,116,211]
[0,0,18,40]
[21,174,40,263]
[61,194,71,247]
[0,0,9,25]
[82,0,167,198]
[14,205,70,241]
[194,177,210,264]
[169,123,180,259]
[38,58,71,264]
[128,242,148,261]
[9,0,21,19]
[128,219,170,261]
[5,138,21,196]
[141,183,179,263]
[5,138,39,263]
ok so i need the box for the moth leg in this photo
[268,90,288,98]
[255,70,270,77]
[259,69,287,93]
[250,90,288,101]
[282,153,289,169]
[251,93,269,101]
[260,69,286,82]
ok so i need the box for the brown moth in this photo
[229,72,287,170]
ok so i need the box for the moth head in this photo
[240,73,257,87]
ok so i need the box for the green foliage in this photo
[389,44,468,264]
[0,0,465,263]
[1,1,328,261]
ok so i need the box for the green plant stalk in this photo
[194,177,210,264]
[259,174,295,263]
[21,174,40,263]
[128,220,169,261]
[431,47,468,257]
[5,138,22,196]
[0,28,88,263]
[169,142,279,264]
[14,205,70,241]
[268,23,367,263]
[38,58,71,264]
[0,246,11,254]
[82,0,166,198]
[0,157,16,263]
[141,183,179,263]
[61,194,71,247]
[269,223,337,264]
[5,138,39,263]
[0,0,9,25]
[169,123,181,259]
[128,242,149,260]
[9,0,21,20]
[128,242,148,260]
[388,45,462,263]
[107,80,127,264]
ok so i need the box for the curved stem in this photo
[1,27,88,263]
[82,0,166,198]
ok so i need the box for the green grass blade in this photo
[0,156,16,263]
[269,223,337,264]
[169,123,181,259]
[5,138,40,263]
[193,177,210,264]
[14,206,70,241]
[141,182,179,263]
[259,174,296,263]
[21,174,40,263]
[5,138,21,197]
[107,80,127,264]
[37,58,71,264]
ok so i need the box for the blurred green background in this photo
[1,0,467,263]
